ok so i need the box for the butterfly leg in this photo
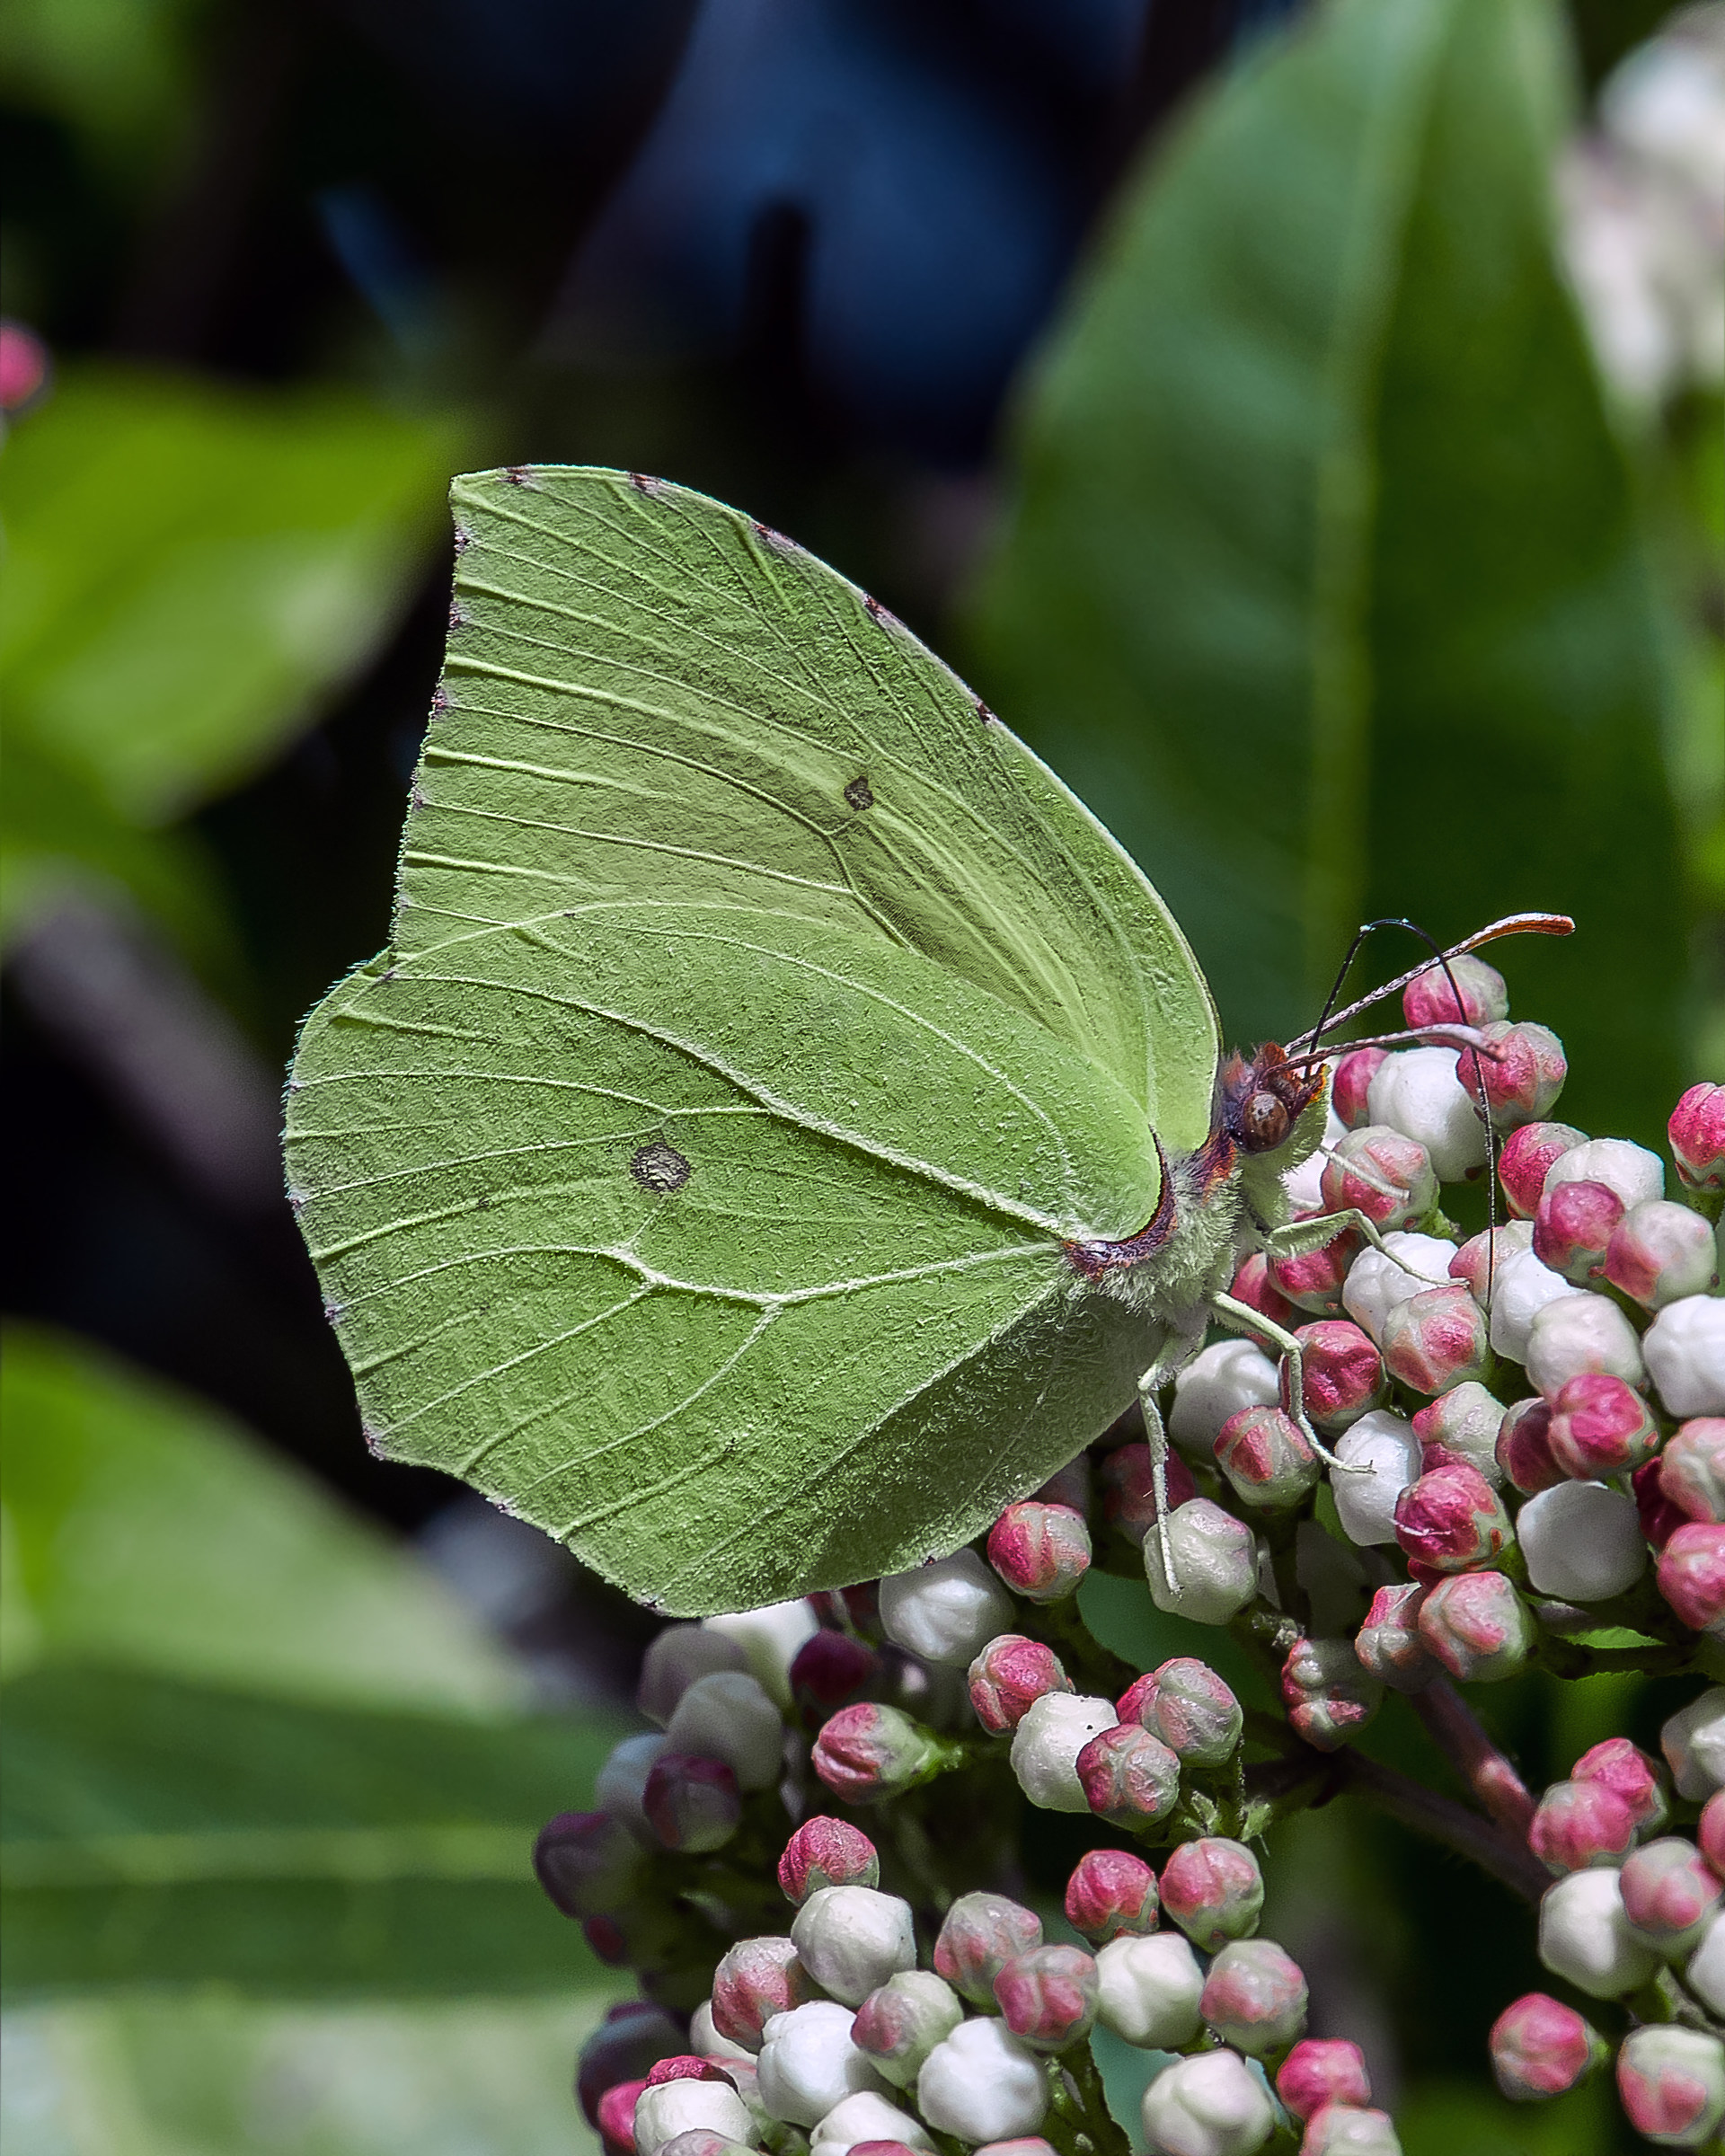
[1208,1286,1361,1473]
[1259,1204,1429,1269]
[1137,1330,1204,1593]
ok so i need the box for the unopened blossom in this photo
[668,1672,784,1791]
[1393,1460,1511,1576]
[1662,1420,1725,1522]
[1645,1296,1725,1418]
[1141,2049,1275,2156]
[639,1625,749,1726]
[688,2004,752,2063]
[1144,1498,1259,1625]
[1573,1736,1669,1835]
[1532,1179,1623,1284]
[1403,952,1508,1029]
[1076,1720,1181,1826]
[968,1634,1073,1734]
[1341,1233,1458,1343]
[1277,2040,1370,2121]
[1131,1656,1244,1765]
[1169,1339,1281,1453]
[932,1892,1043,2005]
[1638,1455,1692,1549]
[1269,1227,1363,1316]
[1459,1019,1567,1130]
[1671,1082,1725,1191]
[1354,1582,1437,1692]
[1411,1381,1506,1484]
[851,1971,962,2088]
[1495,1397,1565,1495]
[1546,1372,1660,1479]
[916,2019,1048,2143]
[535,1809,643,1920]
[579,2004,688,2126]
[1367,1046,1488,1181]
[1528,1778,1639,1875]
[1616,2026,1725,2148]
[1621,1836,1723,1954]
[1012,1692,1118,1813]
[1550,1137,1667,1215]
[1538,1868,1661,1997]
[712,1936,814,2050]
[1294,1320,1386,1433]
[789,1631,879,1726]
[1519,1480,1646,1603]
[1689,1911,1725,2017]
[1065,1849,1159,1945]
[1488,1992,1607,2100]
[879,1551,1013,1668]
[1499,1120,1588,1218]
[1448,1221,1533,1303]
[809,2091,933,2156]
[1162,1836,1265,1951]
[599,2078,650,2156]
[634,2074,754,2156]
[791,1886,916,2006]
[1097,1442,1197,1545]
[1486,1247,1585,1363]
[1095,1932,1205,2048]
[703,1600,820,1710]
[986,1502,1091,1602]
[1525,1290,1647,1399]
[598,1733,672,1843]
[1321,1124,1438,1231]
[813,1704,944,1803]
[1332,1047,1388,1128]
[1281,1634,1384,1750]
[1199,1938,1309,2056]
[1216,1404,1321,1508]
[643,1752,742,1853]
[1659,1523,1725,1634]
[1664,1689,1725,1800]
[993,1943,1099,2051]
[1703,1789,1725,1871]
[1282,1102,1344,1215]
[1418,1570,1534,1682]
[1226,1250,1296,1327]
[756,2002,887,2125]
[1299,2106,1401,2154]
[778,1816,879,1904]
[1380,1284,1491,1394]
[1607,1199,1719,1309]
[1329,1410,1422,1546]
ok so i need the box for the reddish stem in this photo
[1411,1678,1535,1838]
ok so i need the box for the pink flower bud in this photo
[1161,1837,1264,1951]
[1448,1222,1531,1302]
[1064,1849,1158,1945]
[1130,1656,1244,1765]
[851,1970,962,2089]
[1529,1778,1639,1876]
[986,1502,1092,1602]
[535,1809,645,1920]
[599,2079,649,2156]
[1411,1381,1506,1483]
[1616,2026,1725,2146]
[1269,1228,1364,1316]
[1636,1456,1690,1550]
[582,1915,629,1965]
[1573,1737,1669,1835]
[1659,1524,1725,1633]
[790,1631,879,1722]
[1621,1835,1723,1951]
[1403,953,1508,1030]
[1227,1250,1297,1327]
[1532,1180,1624,1285]
[579,2005,687,2127]
[1355,1582,1438,1692]
[1075,1722,1181,1826]
[1664,1420,1725,1523]
[1393,1460,1511,1575]
[1457,1020,1567,1130]
[1545,1372,1660,1480]
[1606,1199,1719,1309]
[1299,2104,1399,2154]
[1321,1125,1438,1231]
[1295,1320,1386,1434]
[967,1634,1073,1734]
[1488,1993,1606,2100]
[711,1935,813,2049]
[643,1752,742,1853]
[1216,1404,1322,1508]
[1096,1442,1197,1545]
[813,1704,942,1802]
[1417,1570,1534,1682]
[993,1944,1099,2052]
[1332,1047,1388,1128]
[778,1816,880,1904]
[1280,1634,1384,1750]
[1143,1498,1260,1626]
[1276,2039,1370,2121]
[1703,1789,1725,1874]
[933,1892,1043,2005]
[1499,1121,1588,1219]
[1380,1284,1491,1394]
[1496,1398,1565,1495]
[1671,1082,1725,1192]
[1199,1938,1309,2056]
[645,2058,732,2088]
[660,2132,751,2156]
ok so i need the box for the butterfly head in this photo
[1218,1044,1325,1156]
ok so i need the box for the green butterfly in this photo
[286,466,1501,1615]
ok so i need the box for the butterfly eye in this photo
[1241,1091,1290,1151]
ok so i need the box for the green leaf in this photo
[0,1323,522,1714]
[0,1666,622,1999]
[968,0,1685,1143]
[288,466,1227,1614]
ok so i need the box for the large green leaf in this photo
[0,1666,620,1999]
[969,0,1685,1144]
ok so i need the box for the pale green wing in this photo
[288,902,1162,1612]
[402,465,1218,1150]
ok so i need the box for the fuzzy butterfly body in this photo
[286,466,1322,1613]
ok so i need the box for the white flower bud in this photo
[640,1625,750,1726]
[879,1551,1015,1668]
[1537,1869,1661,1998]
[635,2079,755,2156]
[1486,1246,1586,1362]
[1010,1692,1117,1812]
[1524,1291,1646,1399]
[1095,1932,1205,2049]
[1169,1340,1280,1456]
[916,2017,1048,2143]
[1282,1103,1347,1215]
[667,1671,785,1790]
[1544,1135,1664,1211]
[1367,1047,1487,1182]
[1663,1688,1725,1800]
[1518,1481,1647,1602]
[791,1887,916,2007]
[1645,1296,1725,1419]
[809,2091,933,2156]
[1341,1233,1459,1343]
[1143,1499,1259,1624]
[692,2001,756,2063]
[757,2003,888,2126]
[1687,1909,1725,2017]
[1140,2048,1275,2156]
[703,1601,821,1710]
[597,1732,670,1844]
[1328,1410,1421,1548]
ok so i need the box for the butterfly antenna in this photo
[1288,913,1572,1053]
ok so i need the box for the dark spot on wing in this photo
[430,683,450,719]
[502,465,538,488]
[844,775,875,811]
[753,519,800,558]
[632,1140,692,1194]
[629,472,668,499]
[453,525,473,554]
[863,594,902,631]
[447,601,467,632]
[977,697,1000,727]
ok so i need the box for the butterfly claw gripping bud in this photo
[1161,1836,1265,1951]
[534,1809,644,1919]
[878,1551,1014,1668]
[1320,1125,1438,1231]
[1065,1848,1159,1945]
[852,1970,963,2089]
[1519,1480,1646,1604]
[1295,1320,1387,1435]
[1011,1692,1118,1812]
[933,1891,1044,2004]
[968,1634,1074,1733]
[1620,1836,1724,1954]
[791,1886,917,2005]
[993,1943,1101,2052]
[1280,1635,1384,1751]
[1199,1938,1309,2057]
[1671,1082,1725,1193]
[1403,953,1508,1030]
[1144,1498,1259,1624]
[1459,1019,1567,1130]
[1498,1121,1588,1218]
[1659,1523,1725,1634]
[916,2022,1050,2143]
[643,1752,743,1852]
[1417,1571,1535,1683]
[1075,1720,1181,1826]
[1528,1778,1639,1876]
[1128,1656,1244,1765]
[1488,1992,1608,2101]
[712,1936,816,2052]
[1606,1199,1719,1308]
[1141,2050,1275,2156]
[1276,2039,1371,2122]
[1354,1583,1437,1693]
[1538,1869,1660,1997]
[1615,2025,1725,2148]
[986,1501,1092,1601]
[1216,1404,1322,1508]
[812,1704,945,1802]
[1381,1285,1491,1395]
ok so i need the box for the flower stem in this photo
[1332,1747,1550,1903]
[1410,1678,1535,1836]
